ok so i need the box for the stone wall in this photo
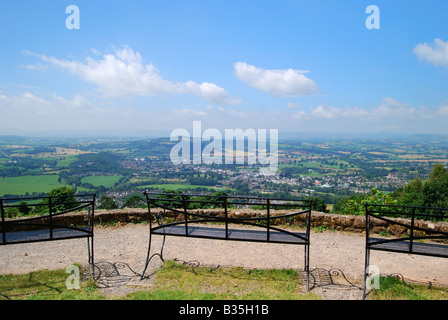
[6,208,448,238]
[92,208,448,238]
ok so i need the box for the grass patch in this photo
[137,184,215,191]
[0,175,66,196]
[81,175,123,188]
[0,267,103,300]
[370,276,448,300]
[125,260,319,300]
[2,264,447,300]
[55,156,79,168]
[0,261,318,300]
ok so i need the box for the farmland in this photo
[81,175,124,188]
[0,133,447,207]
[0,175,65,196]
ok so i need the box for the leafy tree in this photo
[311,197,328,213]
[391,177,424,207]
[18,201,32,215]
[332,194,365,215]
[392,163,448,209]
[422,164,448,211]
[189,191,230,209]
[428,163,447,181]
[4,207,19,218]
[156,190,189,209]
[122,194,146,209]
[332,188,397,215]
[98,195,118,210]
[233,180,250,195]
[42,186,77,213]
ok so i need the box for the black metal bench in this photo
[140,191,313,290]
[0,194,96,278]
[363,203,448,298]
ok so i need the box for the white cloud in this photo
[0,91,104,130]
[169,108,208,121]
[3,85,448,134]
[414,38,448,67]
[311,105,341,119]
[309,104,370,120]
[0,91,92,115]
[178,81,242,105]
[438,103,448,116]
[282,97,447,131]
[26,46,241,105]
[373,97,416,117]
[234,62,319,97]
[305,98,423,122]
[292,110,307,119]
[287,102,302,109]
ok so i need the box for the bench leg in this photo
[304,243,310,292]
[87,236,95,280]
[140,233,166,281]
[362,247,370,300]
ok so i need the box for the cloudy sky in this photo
[1,1,448,136]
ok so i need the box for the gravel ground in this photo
[1,223,447,300]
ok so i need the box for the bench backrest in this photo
[0,194,96,244]
[365,203,448,257]
[144,191,312,242]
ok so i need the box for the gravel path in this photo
[1,223,447,299]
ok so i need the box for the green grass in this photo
[0,261,318,300]
[138,184,216,191]
[0,175,66,196]
[55,156,79,168]
[81,175,123,188]
[125,260,318,300]
[3,263,447,301]
[370,276,448,300]
[0,267,103,300]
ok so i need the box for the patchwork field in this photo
[0,175,66,196]
[81,175,123,188]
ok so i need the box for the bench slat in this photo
[368,237,448,258]
[0,227,92,245]
[152,224,307,244]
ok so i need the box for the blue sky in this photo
[1,0,448,136]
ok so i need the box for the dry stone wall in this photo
[6,208,448,238]
[86,208,448,238]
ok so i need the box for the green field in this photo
[138,184,227,191]
[55,156,79,168]
[81,175,123,188]
[0,175,66,196]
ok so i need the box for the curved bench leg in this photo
[140,233,166,281]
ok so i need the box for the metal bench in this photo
[0,194,96,278]
[363,203,448,299]
[140,191,313,290]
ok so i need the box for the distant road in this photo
[0,150,11,158]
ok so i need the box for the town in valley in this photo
[1,133,446,211]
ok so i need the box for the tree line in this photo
[332,164,448,220]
